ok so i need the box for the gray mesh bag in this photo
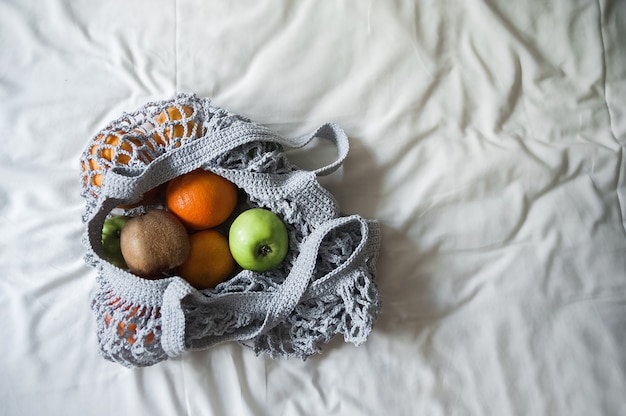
[80,93,382,367]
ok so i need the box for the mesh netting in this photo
[81,93,381,367]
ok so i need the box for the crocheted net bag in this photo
[80,93,381,367]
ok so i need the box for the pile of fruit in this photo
[82,103,291,290]
[102,168,289,290]
[84,103,290,290]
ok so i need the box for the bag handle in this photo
[98,125,277,204]
[97,122,348,205]
[275,123,350,177]
[160,215,373,357]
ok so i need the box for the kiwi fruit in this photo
[120,209,190,278]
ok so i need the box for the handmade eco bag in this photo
[80,94,381,367]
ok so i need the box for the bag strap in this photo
[160,215,374,357]
[98,124,276,204]
[275,123,350,177]
[94,122,348,207]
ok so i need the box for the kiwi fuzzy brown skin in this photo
[120,209,190,278]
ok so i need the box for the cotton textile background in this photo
[1,1,625,415]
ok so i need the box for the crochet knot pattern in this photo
[80,93,382,367]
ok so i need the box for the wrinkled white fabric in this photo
[1,0,625,415]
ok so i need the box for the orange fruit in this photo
[99,134,134,164]
[155,105,201,146]
[165,169,238,230]
[104,299,158,345]
[82,131,152,189]
[82,107,200,195]
[84,134,122,188]
[178,230,235,289]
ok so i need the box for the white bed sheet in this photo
[1,0,625,415]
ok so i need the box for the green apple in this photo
[102,215,129,269]
[228,208,289,272]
